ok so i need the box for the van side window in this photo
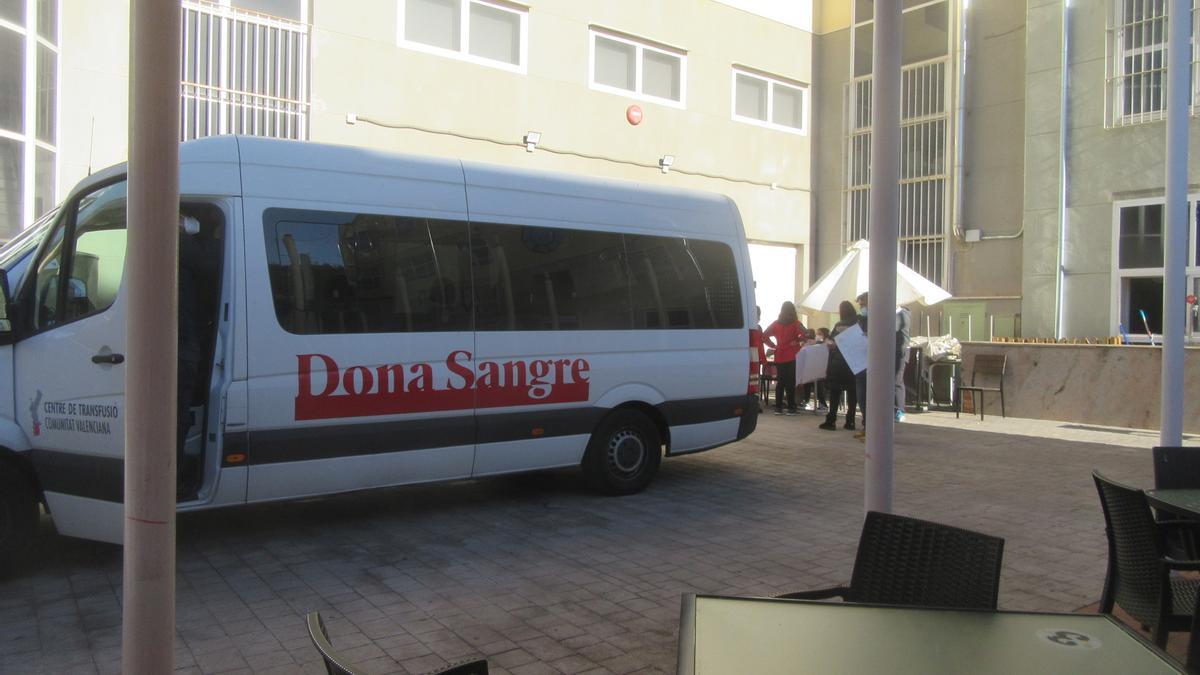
[31,180,128,331]
[471,224,632,331]
[264,208,472,334]
[625,235,742,329]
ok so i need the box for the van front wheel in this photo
[583,409,661,495]
[0,466,38,574]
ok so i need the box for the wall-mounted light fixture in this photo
[524,131,541,152]
[659,155,674,174]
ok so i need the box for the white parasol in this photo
[797,240,951,313]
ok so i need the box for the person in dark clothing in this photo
[853,292,869,439]
[895,305,912,422]
[177,213,212,495]
[819,301,860,430]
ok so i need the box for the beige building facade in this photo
[17,0,819,323]
[12,0,1199,340]
[811,0,1200,342]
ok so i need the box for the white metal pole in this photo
[1054,1,1071,340]
[866,0,901,516]
[1160,0,1189,447]
[122,1,180,673]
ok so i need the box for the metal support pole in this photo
[122,1,180,673]
[1054,1,1071,340]
[1160,0,1190,447]
[866,0,901,516]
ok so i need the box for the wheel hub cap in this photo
[608,429,645,475]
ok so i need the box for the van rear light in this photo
[748,328,762,394]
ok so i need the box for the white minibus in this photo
[0,137,759,566]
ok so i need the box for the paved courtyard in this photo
[0,411,1177,674]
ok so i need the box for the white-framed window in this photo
[1,0,59,240]
[398,0,528,73]
[1105,0,1200,127]
[1110,196,1200,342]
[731,67,808,134]
[588,28,686,108]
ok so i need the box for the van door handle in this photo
[92,353,125,365]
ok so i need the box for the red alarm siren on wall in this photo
[626,105,643,125]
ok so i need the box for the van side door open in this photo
[15,179,130,543]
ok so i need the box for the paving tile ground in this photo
[0,410,1191,674]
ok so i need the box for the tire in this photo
[582,409,662,496]
[0,464,38,575]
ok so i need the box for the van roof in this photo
[86,136,743,239]
[234,136,741,239]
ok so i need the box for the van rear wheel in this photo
[583,409,661,495]
[0,466,38,574]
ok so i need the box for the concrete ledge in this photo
[959,342,1200,433]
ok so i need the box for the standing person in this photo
[763,301,804,415]
[853,292,869,439]
[819,302,860,430]
[895,305,912,422]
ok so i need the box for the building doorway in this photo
[748,243,798,325]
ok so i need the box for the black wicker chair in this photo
[307,613,368,675]
[307,612,489,675]
[1153,447,1200,490]
[1152,446,1200,559]
[776,511,1005,610]
[1092,471,1200,648]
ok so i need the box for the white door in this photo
[15,179,129,543]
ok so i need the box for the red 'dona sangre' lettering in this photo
[294,350,591,421]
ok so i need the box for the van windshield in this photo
[0,206,60,291]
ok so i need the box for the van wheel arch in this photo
[0,448,43,506]
[612,401,670,453]
[582,405,665,496]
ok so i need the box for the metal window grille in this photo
[180,1,309,142]
[1106,0,1200,127]
[843,57,950,286]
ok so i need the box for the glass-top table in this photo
[677,595,1184,674]
[1146,489,1200,519]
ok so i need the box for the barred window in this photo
[1106,0,1200,126]
[180,1,310,141]
[844,0,952,287]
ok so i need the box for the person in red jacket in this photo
[763,301,805,415]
